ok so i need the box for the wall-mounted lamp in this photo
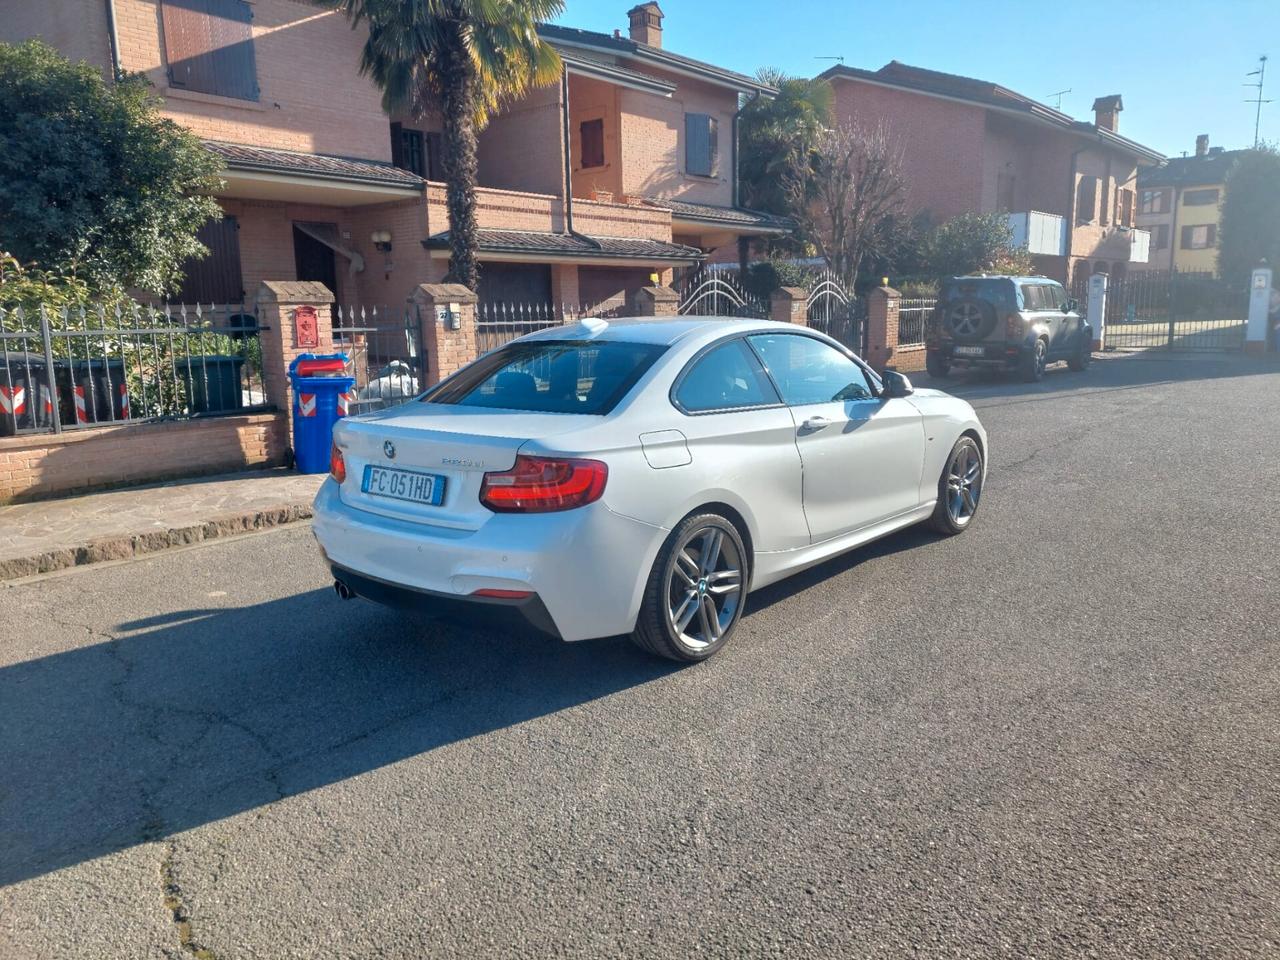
[371,229,393,252]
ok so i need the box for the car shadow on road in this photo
[0,591,679,887]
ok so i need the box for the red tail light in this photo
[480,455,608,513]
[1005,313,1024,338]
[329,442,347,484]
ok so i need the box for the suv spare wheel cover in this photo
[946,297,998,341]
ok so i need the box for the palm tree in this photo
[328,0,564,290]
[737,69,833,269]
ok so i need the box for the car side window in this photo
[1020,284,1043,311]
[1043,284,1065,310]
[746,334,876,406]
[674,339,778,413]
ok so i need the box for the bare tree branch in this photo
[791,122,907,286]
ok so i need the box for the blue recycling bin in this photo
[288,353,355,473]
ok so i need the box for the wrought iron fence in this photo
[1069,270,1248,351]
[897,298,937,347]
[678,268,769,319]
[805,271,865,352]
[0,301,268,437]
[475,301,630,354]
[333,305,422,416]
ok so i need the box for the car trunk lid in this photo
[334,404,597,530]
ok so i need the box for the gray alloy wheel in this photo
[666,523,744,652]
[630,513,749,662]
[948,301,985,338]
[929,436,984,535]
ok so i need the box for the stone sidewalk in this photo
[0,469,325,581]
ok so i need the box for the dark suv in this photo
[925,276,1092,382]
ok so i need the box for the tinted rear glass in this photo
[422,339,666,415]
[943,279,1016,309]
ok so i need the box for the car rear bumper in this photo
[312,478,666,642]
[329,563,561,637]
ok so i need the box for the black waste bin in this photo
[0,352,55,436]
[181,355,246,414]
[60,358,129,425]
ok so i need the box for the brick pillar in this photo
[770,286,809,325]
[551,264,580,309]
[865,285,900,371]
[634,285,680,316]
[411,283,479,385]
[254,281,336,416]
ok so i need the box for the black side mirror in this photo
[1064,298,1079,313]
[882,369,914,398]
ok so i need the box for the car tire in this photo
[1020,338,1047,382]
[630,512,748,663]
[926,352,950,379]
[929,435,984,536]
[1068,343,1092,371]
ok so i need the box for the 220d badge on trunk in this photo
[313,317,988,662]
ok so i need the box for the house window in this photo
[1152,224,1170,250]
[685,113,718,178]
[391,125,426,177]
[1076,175,1099,222]
[996,172,1016,211]
[1181,224,1216,249]
[1183,188,1220,206]
[579,118,605,169]
[161,0,258,101]
[1140,189,1169,215]
[1117,188,1135,227]
[426,132,444,181]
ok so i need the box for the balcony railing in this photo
[1007,211,1067,257]
[424,183,672,240]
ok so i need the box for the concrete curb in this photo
[0,501,314,582]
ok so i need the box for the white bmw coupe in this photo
[314,317,987,661]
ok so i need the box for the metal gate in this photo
[332,305,422,415]
[1072,270,1247,352]
[805,271,864,352]
[677,269,768,319]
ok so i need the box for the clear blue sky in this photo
[551,0,1279,158]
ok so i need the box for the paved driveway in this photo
[3,353,1278,959]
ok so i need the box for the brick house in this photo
[2,0,789,312]
[818,62,1165,286]
[1133,135,1245,275]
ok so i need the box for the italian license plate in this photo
[954,345,985,357]
[362,465,446,506]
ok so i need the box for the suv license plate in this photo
[954,345,985,357]
[362,465,446,506]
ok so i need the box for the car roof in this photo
[950,275,1058,283]
[513,316,797,348]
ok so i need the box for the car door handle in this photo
[802,415,832,430]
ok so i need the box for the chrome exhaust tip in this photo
[333,579,354,601]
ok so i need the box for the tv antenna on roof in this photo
[1245,55,1272,148]
[814,56,844,64]
[1048,88,1071,110]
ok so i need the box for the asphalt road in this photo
[3,352,1279,959]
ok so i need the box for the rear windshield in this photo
[422,339,666,415]
[942,279,1016,309]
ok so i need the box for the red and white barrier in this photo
[0,384,26,418]
[119,383,130,420]
[74,385,88,424]
[337,391,352,417]
[298,393,317,418]
[40,385,53,420]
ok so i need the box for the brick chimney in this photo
[1195,134,1209,157]
[1092,94,1123,132]
[627,2,663,47]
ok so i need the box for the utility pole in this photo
[1048,88,1071,110]
[1245,55,1272,148]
